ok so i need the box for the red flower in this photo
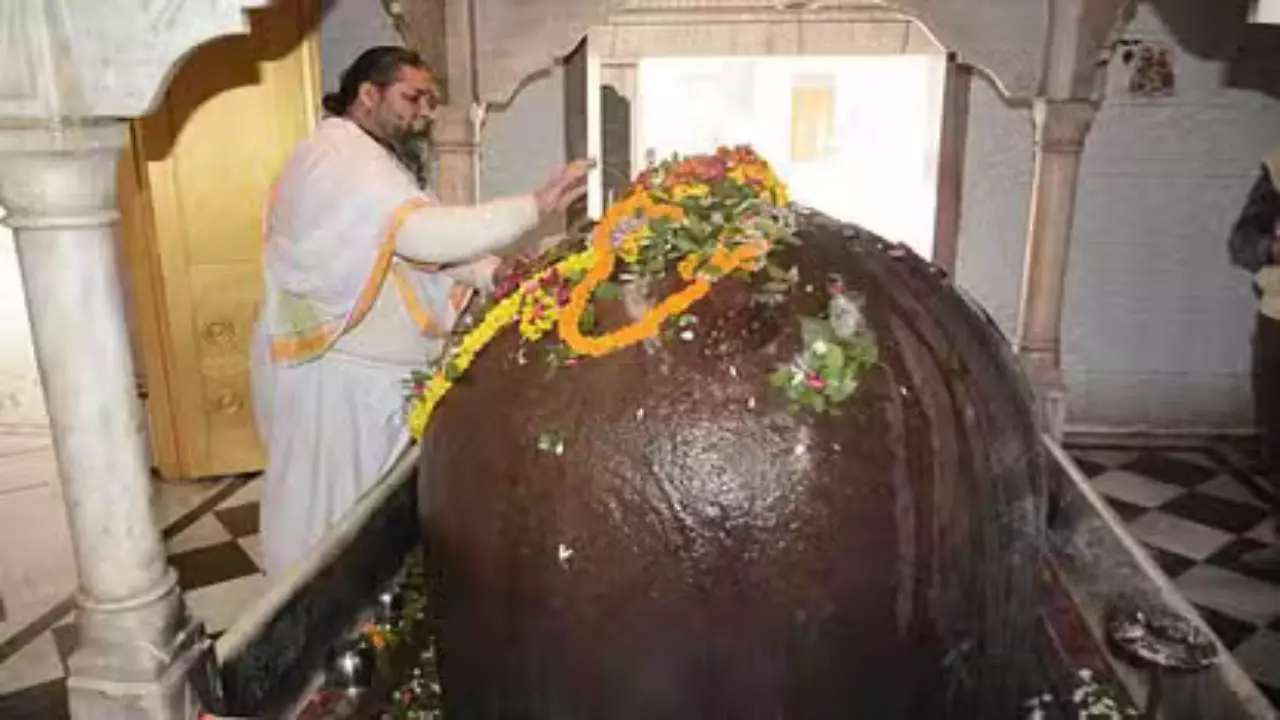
[805,372,827,390]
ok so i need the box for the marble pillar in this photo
[1015,99,1097,440]
[0,120,204,718]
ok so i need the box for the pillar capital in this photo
[0,120,127,229]
[1031,99,1098,153]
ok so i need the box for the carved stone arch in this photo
[398,0,1080,109]
[0,0,283,119]
[873,0,1051,100]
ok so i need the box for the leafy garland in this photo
[405,145,875,439]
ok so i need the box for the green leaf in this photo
[827,378,856,403]
[595,281,622,300]
[671,233,703,254]
[765,262,793,281]
[537,430,567,456]
[799,316,834,347]
[823,343,846,375]
[768,368,791,389]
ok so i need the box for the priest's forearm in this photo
[441,255,501,293]
[396,195,540,265]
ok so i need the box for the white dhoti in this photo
[252,117,541,575]
[251,339,413,575]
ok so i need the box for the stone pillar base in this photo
[1019,345,1068,441]
[66,574,213,719]
[1032,380,1068,441]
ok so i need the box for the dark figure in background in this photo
[1228,149,1280,570]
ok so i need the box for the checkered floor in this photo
[1069,444,1280,708]
[0,475,266,719]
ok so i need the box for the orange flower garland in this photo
[555,150,784,357]
[558,231,768,357]
[405,145,791,439]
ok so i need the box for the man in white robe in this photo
[251,46,589,575]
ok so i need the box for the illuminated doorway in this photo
[595,54,948,260]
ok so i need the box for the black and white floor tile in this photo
[0,474,266,719]
[1069,443,1280,708]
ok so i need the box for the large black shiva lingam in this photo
[414,147,1047,718]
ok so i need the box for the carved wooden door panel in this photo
[116,0,321,481]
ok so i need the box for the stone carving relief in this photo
[398,0,1134,107]
[0,0,272,119]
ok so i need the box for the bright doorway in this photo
[591,55,948,260]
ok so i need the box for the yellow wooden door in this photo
[117,0,321,481]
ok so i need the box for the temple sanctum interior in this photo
[4,0,1280,718]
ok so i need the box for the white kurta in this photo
[252,117,540,576]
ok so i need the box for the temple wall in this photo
[320,0,403,91]
[479,70,569,202]
[955,0,1280,432]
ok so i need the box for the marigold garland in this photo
[556,231,767,357]
[406,145,792,440]
[406,250,596,438]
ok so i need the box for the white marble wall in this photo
[320,0,403,92]
[479,69,568,201]
[954,1,1280,432]
[952,81,1032,344]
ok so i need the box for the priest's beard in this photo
[389,124,434,190]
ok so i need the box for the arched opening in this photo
[573,8,953,261]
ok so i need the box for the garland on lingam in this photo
[404,145,880,439]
